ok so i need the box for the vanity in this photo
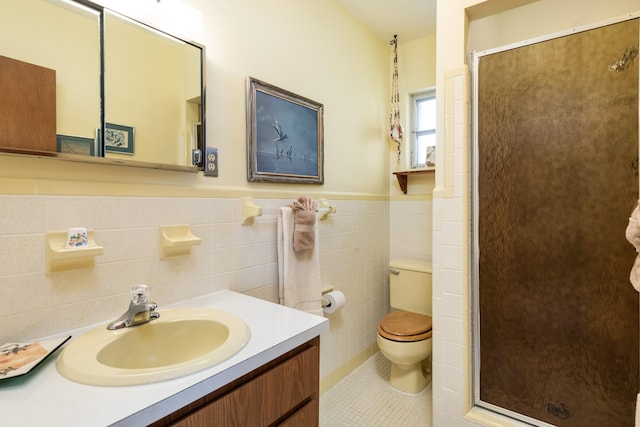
[0,290,328,426]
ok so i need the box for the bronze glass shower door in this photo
[474,18,639,427]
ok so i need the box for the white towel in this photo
[278,206,323,316]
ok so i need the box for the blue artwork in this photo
[255,91,319,177]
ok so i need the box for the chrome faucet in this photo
[107,284,160,330]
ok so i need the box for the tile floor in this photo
[320,352,433,426]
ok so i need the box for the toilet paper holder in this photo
[321,285,334,307]
[321,287,346,314]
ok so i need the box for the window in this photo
[411,89,436,169]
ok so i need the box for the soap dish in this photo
[0,336,71,381]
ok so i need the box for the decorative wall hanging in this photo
[389,34,403,163]
[246,77,324,184]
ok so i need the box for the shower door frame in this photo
[470,12,640,427]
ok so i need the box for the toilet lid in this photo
[378,310,432,342]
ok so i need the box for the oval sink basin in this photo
[56,308,250,386]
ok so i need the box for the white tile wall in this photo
[0,195,389,388]
[317,199,389,379]
[390,199,433,261]
[433,67,479,426]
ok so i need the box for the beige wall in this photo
[390,34,437,197]
[433,0,639,426]
[190,0,391,196]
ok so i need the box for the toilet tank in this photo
[389,259,432,316]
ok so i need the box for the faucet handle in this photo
[130,284,151,304]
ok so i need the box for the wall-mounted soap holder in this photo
[159,225,202,259]
[45,230,104,275]
[241,197,336,225]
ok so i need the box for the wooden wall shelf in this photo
[393,168,435,194]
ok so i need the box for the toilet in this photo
[377,259,432,394]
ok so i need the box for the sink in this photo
[56,307,250,386]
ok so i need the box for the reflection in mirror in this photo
[0,0,205,172]
[104,10,203,167]
[0,0,100,154]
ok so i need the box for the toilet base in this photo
[389,361,431,394]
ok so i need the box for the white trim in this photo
[473,11,640,59]
[466,406,555,427]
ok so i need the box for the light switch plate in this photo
[204,147,218,177]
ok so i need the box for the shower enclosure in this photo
[471,16,639,427]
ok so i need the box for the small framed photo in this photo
[105,123,134,154]
[246,77,324,184]
[56,135,95,156]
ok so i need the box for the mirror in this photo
[0,0,205,172]
[0,0,101,155]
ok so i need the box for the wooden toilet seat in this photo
[377,310,432,342]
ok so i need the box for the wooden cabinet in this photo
[150,337,320,427]
[0,55,56,152]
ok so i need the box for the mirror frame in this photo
[0,0,206,173]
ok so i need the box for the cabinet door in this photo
[172,344,318,427]
[0,55,56,151]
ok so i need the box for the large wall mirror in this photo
[0,0,205,172]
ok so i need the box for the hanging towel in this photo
[278,206,323,316]
[290,196,318,252]
[626,201,640,292]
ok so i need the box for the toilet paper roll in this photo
[323,290,346,314]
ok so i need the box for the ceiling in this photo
[337,0,436,43]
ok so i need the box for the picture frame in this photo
[105,123,134,154]
[56,134,95,156]
[246,77,324,184]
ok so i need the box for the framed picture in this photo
[105,123,134,154]
[56,135,95,156]
[246,77,324,184]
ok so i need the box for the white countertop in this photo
[0,290,328,426]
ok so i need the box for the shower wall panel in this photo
[476,18,639,427]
